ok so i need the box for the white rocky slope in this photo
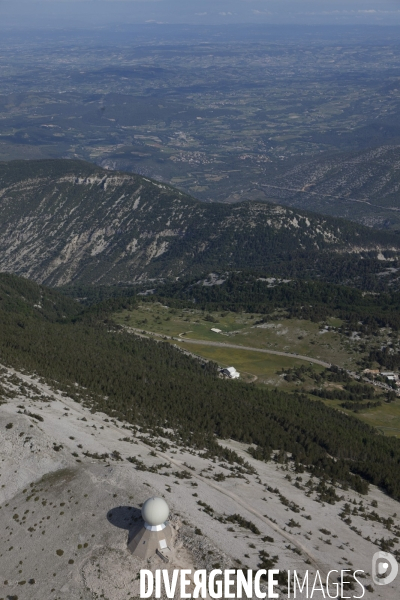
[0,364,399,600]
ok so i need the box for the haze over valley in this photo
[1,26,400,227]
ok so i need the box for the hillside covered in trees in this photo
[1,272,400,500]
[1,159,400,289]
[150,271,400,334]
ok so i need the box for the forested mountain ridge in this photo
[1,159,400,288]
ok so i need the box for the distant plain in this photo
[1,26,400,227]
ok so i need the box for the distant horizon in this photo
[1,0,400,30]
[1,21,400,41]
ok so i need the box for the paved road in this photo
[176,337,332,368]
[126,326,331,368]
[260,182,400,213]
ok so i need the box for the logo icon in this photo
[372,551,398,586]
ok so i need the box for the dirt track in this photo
[176,337,331,368]
[126,326,331,368]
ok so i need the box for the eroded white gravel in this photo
[0,364,399,599]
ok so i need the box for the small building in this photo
[211,328,222,333]
[128,497,172,561]
[381,372,398,381]
[221,366,240,379]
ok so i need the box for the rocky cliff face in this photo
[0,159,399,286]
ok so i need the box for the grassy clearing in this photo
[321,398,400,439]
[174,341,310,386]
[115,303,360,367]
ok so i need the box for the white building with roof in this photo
[221,366,240,379]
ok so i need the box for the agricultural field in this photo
[1,26,400,227]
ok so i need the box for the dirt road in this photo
[161,452,331,579]
[125,326,331,368]
[176,337,332,368]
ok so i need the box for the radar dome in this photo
[142,497,169,526]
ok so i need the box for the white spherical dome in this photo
[142,497,169,526]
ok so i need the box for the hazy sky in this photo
[1,0,400,29]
